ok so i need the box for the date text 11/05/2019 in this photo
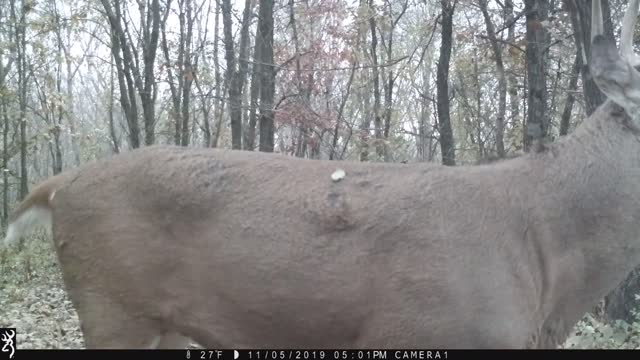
[188,349,447,360]
[243,350,447,360]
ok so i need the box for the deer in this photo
[3,0,640,349]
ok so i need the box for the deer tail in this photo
[3,177,62,246]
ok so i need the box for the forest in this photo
[1,0,640,349]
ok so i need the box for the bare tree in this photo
[244,16,261,151]
[367,0,383,159]
[30,59,64,175]
[289,0,307,158]
[380,0,409,161]
[50,0,92,167]
[436,0,455,166]
[565,0,614,116]
[162,0,202,146]
[559,51,581,136]
[222,0,253,150]
[161,0,180,146]
[210,0,226,148]
[178,0,196,146]
[0,0,12,225]
[479,0,505,158]
[418,44,435,162]
[330,64,357,160]
[504,0,519,143]
[358,0,372,162]
[258,0,275,152]
[108,59,121,154]
[10,0,29,199]
[100,0,162,147]
[523,0,549,150]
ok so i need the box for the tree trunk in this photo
[1,90,8,226]
[53,1,82,167]
[368,0,383,159]
[330,64,357,160]
[418,43,434,162]
[245,26,262,151]
[161,0,183,145]
[0,3,9,225]
[53,12,64,175]
[193,0,214,148]
[222,0,252,150]
[12,0,28,198]
[290,0,307,158]
[108,61,120,154]
[381,0,408,162]
[100,0,161,147]
[523,0,549,151]
[258,0,275,152]
[102,0,140,148]
[142,0,160,145]
[479,0,505,158]
[472,49,485,161]
[358,0,372,162]
[559,51,581,136]
[190,0,213,147]
[65,57,80,166]
[504,0,519,147]
[436,0,455,166]
[235,0,253,149]
[180,0,195,147]
[221,0,239,149]
[211,0,224,148]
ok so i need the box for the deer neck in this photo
[532,100,640,346]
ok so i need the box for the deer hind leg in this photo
[155,332,194,349]
[74,296,173,349]
[143,332,194,349]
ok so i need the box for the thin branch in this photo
[243,54,410,73]
[476,34,525,53]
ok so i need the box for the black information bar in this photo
[6,349,640,360]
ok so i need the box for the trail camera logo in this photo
[0,328,15,359]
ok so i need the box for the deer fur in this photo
[3,0,640,349]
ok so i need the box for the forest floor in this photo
[1,234,83,349]
[1,235,639,349]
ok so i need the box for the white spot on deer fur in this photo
[331,169,346,182]
[49,190,56,202]
[3,206,52,246]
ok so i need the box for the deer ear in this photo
[590,35,640,118]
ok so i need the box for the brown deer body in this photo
[4,0,640,349]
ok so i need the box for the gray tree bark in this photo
[100,0,161,147]
[358,0,372,162]
[11,0,28,198]
[0,4,10,224]
[257,0,275,152]
[381,0,408,162]
[244,23,262,151]
[504,0,519,148]
[368,0,383,159]
[436,0,455,166]
[479,0,505,158]
[559,51,581,136]
[222,0,253,150]
[523,0,549,151]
